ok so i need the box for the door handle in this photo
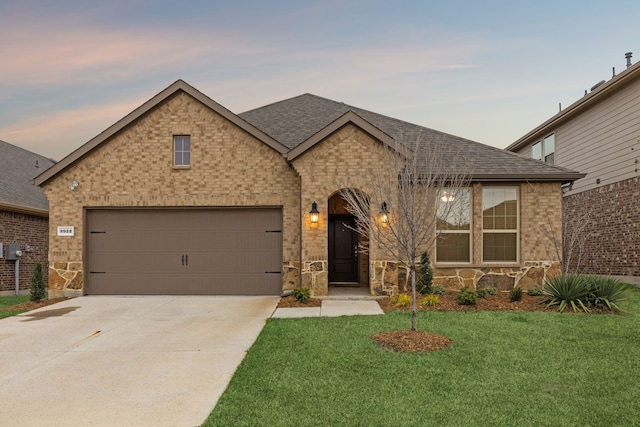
[354,246,358,259]
[185,254,188,266]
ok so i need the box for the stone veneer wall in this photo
[371,260,560,296]
[43,92,300,297]
[0,210,49,294]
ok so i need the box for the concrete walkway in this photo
[272,299,384,318]
[0,296,279,427]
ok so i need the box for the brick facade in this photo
[564,176,640,277]
[43,92,300,297]
[42,88,565,297]
[0,210,49,294]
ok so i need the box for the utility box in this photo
[0,243,3,258]
[6,244,21,261]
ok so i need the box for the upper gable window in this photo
[173,135,191,167]
[543,134,555,164]
[531,134,555,164]
[532,141,542,161]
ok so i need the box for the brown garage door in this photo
[85,208,282,295]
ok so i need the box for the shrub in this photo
[421,295,440,307]
[485,287,498,296]
[291,287,311,304]
[416,251,434,295]
[527,288,543,296]
[542,274,591,312]
[30,263,46,302]
[586,276,630,311]
[391,294,412,307]
[431,285,445,295]
[456,287,477,305]
[476,288,488,299]
[509,287,523,302]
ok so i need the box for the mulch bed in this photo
[373,330,454,353]
[0,297,70,312]
[377,291,546,312]
[277,295,322,308]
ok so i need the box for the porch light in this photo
[380,202,389,224]
[310,202,319,223]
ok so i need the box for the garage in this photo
[85,208,283,295]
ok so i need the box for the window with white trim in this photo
[482,187,518,262]
[173,135,191,167]
[436,188,471,263]
[531,133,555,164]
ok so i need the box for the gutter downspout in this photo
[15,258,20,296]
[298,172,303,289]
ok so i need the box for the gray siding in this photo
[514,76,640,196]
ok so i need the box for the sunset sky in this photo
[2,0,639,160]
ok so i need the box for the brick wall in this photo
[564,176,640,276]
[43,92,300,297]
[0,210,49,294]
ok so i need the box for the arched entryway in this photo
[327,191,369,294]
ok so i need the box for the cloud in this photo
[0,98,142,160]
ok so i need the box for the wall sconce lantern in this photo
[69,180,79,191]
[309,201,319,223]
[380,202,389,224]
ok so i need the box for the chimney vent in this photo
[626,52,633,68]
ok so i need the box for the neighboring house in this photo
[507,53,640,284]
[0,140,55,295]
[35,80,582,298]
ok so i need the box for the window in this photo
[173,135,191,166]
[436,188,471,263]
[531,134,555,164]
[543,134,555,164]
[532,141,542,160]
[482,187,518,262]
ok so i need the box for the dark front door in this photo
[329,215,359,283]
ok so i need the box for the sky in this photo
[2,0,639,161]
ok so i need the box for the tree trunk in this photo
[411,267,417,331]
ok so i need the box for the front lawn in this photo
[204,288,640,426]
[0,295,30,319]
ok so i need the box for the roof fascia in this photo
[506,61,640,152]
[287,111,405,161]
[470,172,586,184]
[0,201,48,217]
[35,80,288,187]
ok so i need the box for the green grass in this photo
[0,295,30,319]
[204,288,640,427]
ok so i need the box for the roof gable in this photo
[35,80,289,187]
[0,140,55,214]
[287,111,399,161]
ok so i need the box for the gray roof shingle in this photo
[240,93,582,181]
[0,140,55,211]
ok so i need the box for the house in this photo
[506,53,640,284]
[34,80,582,298]
[0,140,55,294]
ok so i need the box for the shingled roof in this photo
[0,140,55,215]
[240,93,583,182]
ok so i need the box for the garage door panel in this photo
[86,208,282,295]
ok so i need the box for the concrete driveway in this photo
[0,295,279,427]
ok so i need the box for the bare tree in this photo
[542,205,592,275]
[341,135,471,331]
